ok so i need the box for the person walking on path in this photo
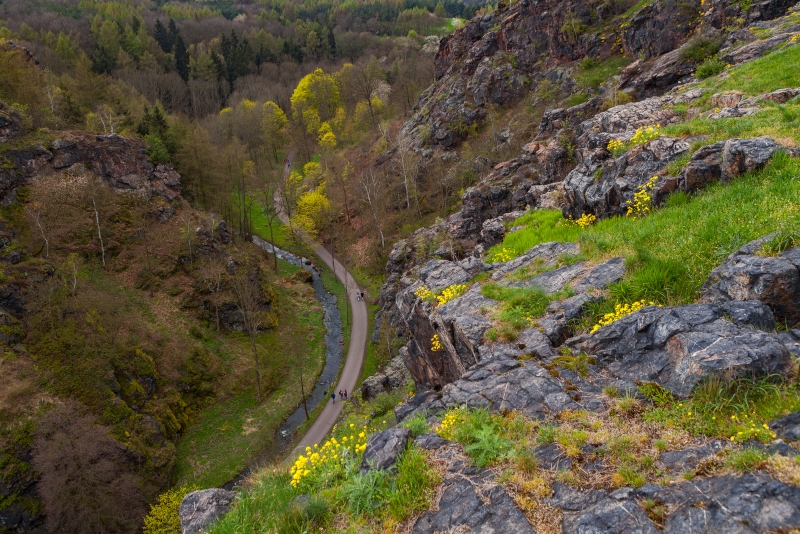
[343,389,348,400]
[330,392,335,404]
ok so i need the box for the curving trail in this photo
[276,150,368,454]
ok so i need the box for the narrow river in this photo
[222,236,344,489]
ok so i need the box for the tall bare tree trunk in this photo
[92,198,105,267]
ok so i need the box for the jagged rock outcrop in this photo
[360,354,409,400]
[400,0,731,151]
[411,439,533,534]
[361,427,412,473]
[179,489,236,534]
[578,300,792,397]
[770,412,800,441]
[700,237,800,327]
[0,106,182,204]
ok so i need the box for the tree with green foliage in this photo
[434,1,447,18]
[262,101,288,163]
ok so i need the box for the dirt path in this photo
[275,150,368,453]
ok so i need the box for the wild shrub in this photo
[680,37,721,63]
[696,56,726,79]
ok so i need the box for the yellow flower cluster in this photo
[491,247,515,263]
[290,426,369,488]
[437,284,467,306]
[591,300,657,333]
[143,485,200,534]
[570,213,597,228]
[415,284,468,307]
[608,125,661,156]
[629,124,661,146]
[607,138,626,154]
[436,407,466,441]
[626,176,658,219]
[729,413,778,442]
[431,334,443,352]
[414,286,435,301]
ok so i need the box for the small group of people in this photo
[355,291,365,301]
[330,389,348,404]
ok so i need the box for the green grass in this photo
[481,284,574,337]
[576,56,633,89]
[208,393,437,533]
[641,375,800,443]
[488,152,800,310]
[486,210,581,261]
[697,43,800,97]
[661,102,800,147]
[724,447,770,471]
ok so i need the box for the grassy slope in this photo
[486,44,800,330]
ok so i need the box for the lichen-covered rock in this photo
[580,301,793,397]
[701,238,800,327]
[656,441,729,474]
[437,356,580,419]
[360,355,409,400]
[360,427,412,473]
[563,135,689,220]
[562,490,660,533]
[508,257,625,294]
[412,444,533,534]
[179,489,236,534]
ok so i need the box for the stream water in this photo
[222,236,344,489]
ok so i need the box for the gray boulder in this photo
[562,491,660,534]
[438,356,580,419]
[490,241,580,281]
[669,137,782,199]
[657,441,729,474]
[638,472,800,532]
[413,480,533,534]
[564,136,690,220]
[480,217,506,247]
[580,301,793,397]
[419,256,486,292]
[360,427,411,473]
[546,482,609,512]
[770,412,800,442]
[701,238,800,327]
[179,489,236,534]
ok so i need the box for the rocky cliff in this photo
[400,0,796,151]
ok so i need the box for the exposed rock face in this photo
[0,101,24,143]
[770,412,800,442]
[701,237,800,327]
[399,0,776,151]
[579,300,793,397]
[411,441,533,534]
[569,472,800,533]
[361,427,412,473]
[0,123,182,203]
[360,354,409,400]
[438,357,581,419]
[179,489,236,534]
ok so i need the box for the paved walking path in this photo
[275,151,368,454]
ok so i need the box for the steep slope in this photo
[0,103,329,533]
